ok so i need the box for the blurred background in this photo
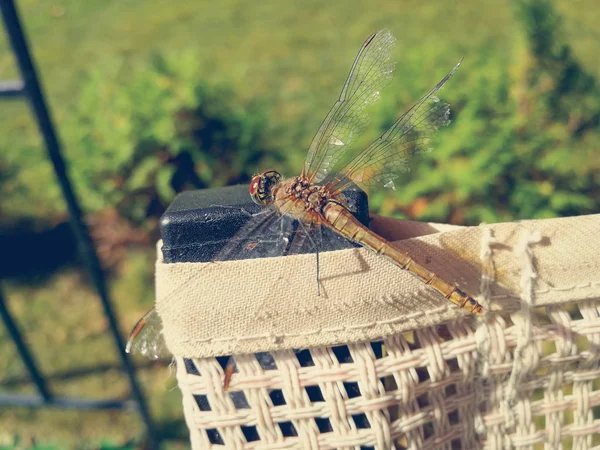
[0,0,598,447]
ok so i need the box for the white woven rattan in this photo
[159,216,600,449]
[175,300,600,449]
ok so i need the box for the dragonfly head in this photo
[249,170,281,205]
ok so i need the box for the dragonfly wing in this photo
[225,222,357,389]
[127,208,293,360]
[213,207,300,262]
[331,59,462,192]
[126,306,169,360]
[303,29,396,184]
[222,213,322,390]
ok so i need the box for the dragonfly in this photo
[126,29,485,388]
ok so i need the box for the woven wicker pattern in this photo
[175,299,600,449]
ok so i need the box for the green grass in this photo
[0,250,188,448]
[1,0,598,133]
[1,0,600,447]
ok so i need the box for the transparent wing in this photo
[224,218,363,390]
[213,207,298,262]
[126,306,169,360]
[331,59,462,192]
[302,29,396,183]
[126,205,308,360]
[224,218,325,389]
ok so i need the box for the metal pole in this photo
[0,283,52,401]
[0,1,159,447]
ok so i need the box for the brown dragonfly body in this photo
[264,174,484,316]
[325,196,483,315]
[127,29,485,390]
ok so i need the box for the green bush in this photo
[61,52,281,226]
[370,0,599,224]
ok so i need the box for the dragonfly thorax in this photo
[272,176,332,221]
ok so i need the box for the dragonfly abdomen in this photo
[322,202,484,316]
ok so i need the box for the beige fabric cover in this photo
[156,214,600,358]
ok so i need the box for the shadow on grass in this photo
[154,419,191,441]
[0,220,78,281]
[0,359,172,388]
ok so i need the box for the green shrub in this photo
[61,52,281,226]
[370,0,599,224]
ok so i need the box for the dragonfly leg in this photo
[300,222,321,296]
[315,244,321,296]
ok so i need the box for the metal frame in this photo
[0,1,159,447]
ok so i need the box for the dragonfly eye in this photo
[249,170,281,205]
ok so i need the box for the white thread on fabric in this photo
[474,225,496,435]
[479,224,497,307]
[504,230,543,439]
[490,281,600,298]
